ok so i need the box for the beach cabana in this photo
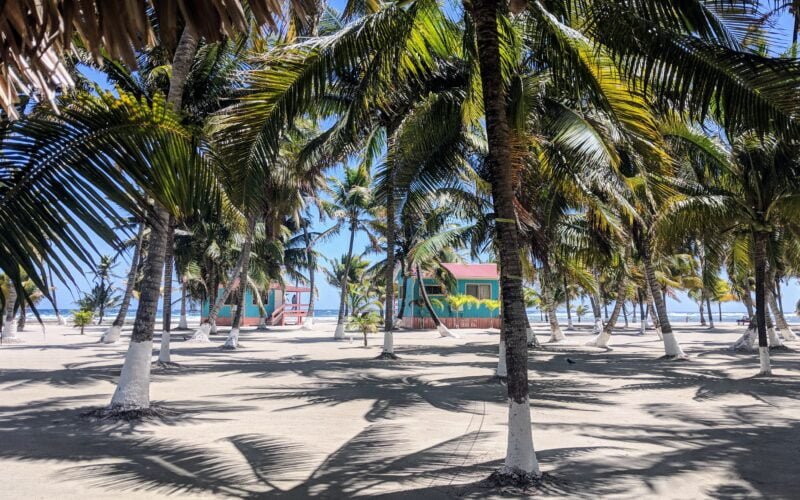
[201,283,311,326]
[398,263,501,329]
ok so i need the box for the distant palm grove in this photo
[3,0,800,484]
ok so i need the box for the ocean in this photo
[27,307,800,324]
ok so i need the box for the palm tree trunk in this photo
[699,298,707,326]
[110,25,198,411]
[224,215,256,349]
[470,0,538,477]
[753,230,771,374]
[643,254,685,357]
[334,220,357,339]
[589,292,602,334]
[162,217,175,333]
[103,222,145,343]
[158,216,176,363]
[17,306,26,331]
[396,260,409,323]
[415,265,446,334]
[563,275,573,330]
[47,264,65,326]
[768,281,797,341]
[1,280,18,342]
[177,280,189,329]
[742,282,754,318]
[775,278,785,315]
[622,302,628,328]
[497,323,507,377]
[206,245,250,328]
[541,270,563,342]
[706,297,715,329]
[637,288,646,335]
[302,224,316,329]
[588,277,625,348]
[382,157,397,355]
[634,224,683,356]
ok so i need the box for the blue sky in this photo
[45,6,800,315]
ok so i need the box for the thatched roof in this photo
[0,0,306,118]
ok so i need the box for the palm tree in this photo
[102,222,147,343]
[1,275,19,343]
[324,164,374,339]
[210,0,800,481]
[660,123,800,374]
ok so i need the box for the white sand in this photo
[0,321,798,498]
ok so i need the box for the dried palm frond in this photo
[0,0,312,118]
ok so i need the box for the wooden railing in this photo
[283,304,308,325]
[268,303,310,326]
[270,304,285,325]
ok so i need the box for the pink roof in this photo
[441,263,499,279]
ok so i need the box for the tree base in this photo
[374,351,400,360]
[81,404,177,422]
[220,342,244,350]
[152,361,182,370]
[481,469,548,492]
[658,354,691,361]
[0,337,24,344]
[770,344,793,352]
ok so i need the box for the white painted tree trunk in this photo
[526,327,540,348]
[56,313,66,326]
[110,340,153,410]
[497,339,507,377]
[258,316,269,331]
[662,332,686,357]
[779,326,797,342]
[334,322,345,339]
[591,318,603,335]
[188,323,211,343]
[2,318,19,343]
[767,327,783,348]
[638,319,645,336]
[158,330,171,363]
[566,317,574,330]
[759,346,772,375]
[2,282,20,343]
[545,295,564,342]
[437,323,459,338]
[302,317,315,330]
[177,313,189,330]
[733,326,757,351]
[102,325,122,344]
[382,330,394,354]
[768,292,797,341]
[586,329,611,348]
[210,321,218,334]
[223,328,239,349]
[502,397,540,475]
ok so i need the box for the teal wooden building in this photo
[201,283,311,326]
[398,263,501,329]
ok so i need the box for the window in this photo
[424,284,444,295]
[466,284,491,300]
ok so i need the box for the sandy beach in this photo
[0,321,797,499]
